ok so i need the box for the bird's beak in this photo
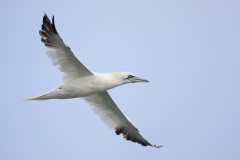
[129,76,149,83]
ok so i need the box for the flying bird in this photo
[26,14,161,148]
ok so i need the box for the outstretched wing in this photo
[84,91,161,148]
[39,14,93,82]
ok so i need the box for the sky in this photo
[1,0,240,159]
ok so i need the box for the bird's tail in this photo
[24,94,48,101]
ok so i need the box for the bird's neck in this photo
[96,72,124,90]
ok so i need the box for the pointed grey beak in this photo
[129,76,149,83]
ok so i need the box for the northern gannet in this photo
[26,14,161,148]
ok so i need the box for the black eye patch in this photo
[127,74,134,78]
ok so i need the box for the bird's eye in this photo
[128,74,134,78]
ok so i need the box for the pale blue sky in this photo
[1,0,240,160]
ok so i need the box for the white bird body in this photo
[27,14,161,148]
[29,72,129,100]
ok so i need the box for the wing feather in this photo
[40,14,93,81]
[84,91,161,148]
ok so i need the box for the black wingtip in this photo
[43,14,46,23]
[52,15,55,24]
[51,15,58,35]
[43,13,47,20]
[152,144,163,148]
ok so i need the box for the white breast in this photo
[61,73,122,98]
